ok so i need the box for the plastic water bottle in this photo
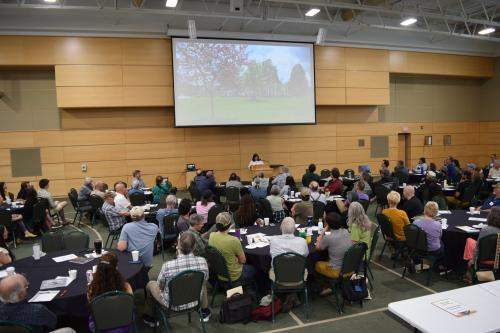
[318,219,323,232]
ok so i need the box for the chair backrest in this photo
[168,270,205,310]
[158,194,169,208]
[477,233,498,263]
[312,201,326,221]
[320,169,331,178]
[0,322,32,333]
[205,205,224,233]
[273,252,307,286]
[403,224,427,252]
[376,213,396,241]
[90,291,135,331]
[163,214,179,236]
[225,186,240,203]
[0,210,13,229]
[32,201,44,226]
[41,230,64,253]
[63,230,90,250]
[68,188,78,208]
[368,225,380,262]
[359,199,370,212]
[129,192,145,206]
[374,185,390,206]
[89,194,104,212]
[205,246,231,281]
[340,242,367,276]
[188,181,200,202]
[344,169,355,179]
[258,198,274,222]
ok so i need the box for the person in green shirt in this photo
[301,164,321,187]
[208,212,256,284]
[347,201,373,259]
[151,175,172,204]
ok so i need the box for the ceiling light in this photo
[44,0,57,3]
[305,8,320,17]
[316,28,326,45]
[400,17,417,26]
[478,27,495,35]
[165,0,178,8]
[188,20,197,39]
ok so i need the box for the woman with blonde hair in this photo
[348,202,373,256]
[382,191,410,241]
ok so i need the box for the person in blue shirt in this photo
[444,157,459,183]
[415,157,428,174]
[249,178,267,201]
[480,184,500,211]
[156,195,178,237]
[194,170,216,196]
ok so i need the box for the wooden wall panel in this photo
[54,37,123,65]
[122,86,173,106]
[315,69,345,88]
[346,71,389,89]
[57,87,123,108]
[345,48,389,72]
[122,66,172,86]
[55,65,123,86]
[121,38,171,65]
[314,46,345,70]
[346,88,390,105]
[316,88,345,105]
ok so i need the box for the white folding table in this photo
[389,280,500,333]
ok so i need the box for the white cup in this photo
[6,267,15,276]
[402,183,406,187]
[92,265,97,273]
[33,243,41,260]
[131,250,139,262]
[295,192,300,198]
[264,217,269,226]
[290,191,295,197]
[469,207,475,213]
[246,235,253,244]
[68,269,77,280]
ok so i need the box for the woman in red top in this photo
[325,168,343,195]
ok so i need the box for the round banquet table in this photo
[439,210,489,272]
[11,249,145,318]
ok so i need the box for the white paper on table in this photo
[229,229,248,235]
[441,224,448,230]
[456,226,480,233]
[29,290,60,303]
[52,254,78,263]
[84,250,108,259]
[479,282,500,297]
[295,224,300,228]
[0,270,7,278]
[254,242,269,248]
[150,204,158,208]
[472,223,487,229]
[438,210,452,215]
[431,298,473,317]
[468,217,487,222]
[467,210,480,215]
[245,244,258,249]
[40,277,72,290]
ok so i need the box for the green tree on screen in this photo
[287,64,309,96]
[242,59,283,100]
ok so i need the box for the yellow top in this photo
[382,207,410,241]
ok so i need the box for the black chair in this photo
[0,322,32,333]
[36,198,53,231]
[41,230,64,253]
[373,185,390,213]
[153,270,206,333]
[63,230,90,250]
[68,188,91,226]
[188,181,200,202]
[258,198,274,224]
[376,213,406,267]
[158,194,169,208]
[203,205,224,233]
[90,291,136,332]
[161,214,179,259]
[359,199,370,212]
[472,234,499,283]
[320,169,331,178]
[402,224,443,286]
[102,214,122,249]
[344,169,355,179]
[312,201,326,223]
[31,201,45,234]
[365,225,380,289]
[271,253,309,323]
[129,192,146,206]
[0,210,17,248]
[89,194,104,226]
[225,186,240,212]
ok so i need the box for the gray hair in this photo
[165,194,177,208]
[348,202,372,232]
[0,276,27,304]
[280,217,295,235]
[270,185,280,196]
[84,177,92,185]
[189,214,204,227]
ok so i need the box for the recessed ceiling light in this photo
[400,17,417,26]
[44,0,57,3]
[478,27,495,35]
[165,0,178,8]
[305,8,321,17]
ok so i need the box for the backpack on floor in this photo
[342,274,368,302]
[219,293,253,324]
[251,297,281,321]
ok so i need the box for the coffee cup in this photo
[92,265,97,273]
[469,207,475,213]
[131,250,139,262]
[33,243,41,260]
[264,217,269,226]
[290,191,295,197]
[68,269,77,280]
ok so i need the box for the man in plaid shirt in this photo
[101,192,129,232]
[143,232,211,327]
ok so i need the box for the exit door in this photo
[398,133,412,168]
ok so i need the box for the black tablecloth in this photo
[440,210,489,271]
[12,249,145,317]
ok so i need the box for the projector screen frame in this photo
[171,36,317,128]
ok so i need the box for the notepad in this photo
[438,210,452,215]
[468,217,487,222]
[52,254,78,263]
[40,277,74,290]
[456,226,480,233]
[29,290,60,303]
[432,299,475,317]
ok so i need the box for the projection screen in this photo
[172,38,316,127]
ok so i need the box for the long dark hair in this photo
[236,194,256,227]
[0,182,6,200]
[155,176,163,187]
[200,190,214,206]
[24,187,38,205]
[88,252,126,301]
[252,153,260,162]
[17,181,30,200]
[285,176,296,191]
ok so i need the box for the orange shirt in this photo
[382,207,410,241]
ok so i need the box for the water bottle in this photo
[318,219,324,232]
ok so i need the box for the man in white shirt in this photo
[309,181,326,204]
[489,160,500,179]
[114,182,131,211]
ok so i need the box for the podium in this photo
[250,162,277,178]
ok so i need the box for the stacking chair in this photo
[0,322,32,333]
[36,198,55,231]
[41,230,64,253]
[343,169,355,179]
[162,214,179,259]
[103,215,122,249]
[373,185,390,213]
[89,194,104,226]
[203,205,224,233]
[0,210,17,248]
[129,192,146,206]
[376,213,406,267]
[402,224,443,286]
[365,225,380,289]
[90,291,137,332]
[472,233,499,284]
[320,169,331,178]
[62,230,90,250]
[68,188,91,226]
[225,186,240,212]
[271,253,309,323]
[312,201,326,223]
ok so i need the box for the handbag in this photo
[219,293,253,324]
[476,233,500,282]
[341,274,368,302]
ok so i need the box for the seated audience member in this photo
[381,159,390,172]
[315,212,353,283]
[0,225,13,266]
[325,168,343,195]
[186,214,209,256]
[291,188,314,225]
[429,162,437,173]
[302,164,320,187]
[350,181,369,202]
[415,157,428,174]
[266,185,286,223]
[101,192,129,233]
[382,191,410,241]
[209,212,256,284]
[114,182,131,211]
[443,156,459,183]
[234,194,263,228]
[356,172,373,197]
[488,160,500,178]
[401,185,424,220]
[374,168,398,191]
[156,195,178,235]
[249,178,267,201]
[479,184,500,211]
[90,181,106,199]
[195,170,216,196]
[268,217,309,279]
[21,187,39,233]
[77,177,93,207]
[117,206,158,268]
[464,207,500,267]
[144,232,210,327]
[309,181,326,204]
[413,201,443,256]
[0,182,11,204]
[0,183,34,238]
[196,190,216,224]
[176,198,193,233]
[87,252,133,332]
[37,178,68,225]
[131,169,146,190]
[447,170,474,208]
[226,173,243,189]
[348,202,373,257]
[272,166,290,190]
[428,183,448,210]
[393,160,409,184]
[280,176,297,196]
[248,153,264,169]
[16,181,30,201]
[151,176,172,204]
[253,172,269,189]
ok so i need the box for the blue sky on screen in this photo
[247,44,312,84]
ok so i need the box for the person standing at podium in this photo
[248,153,264,169]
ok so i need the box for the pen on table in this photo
[59,289,68,297]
